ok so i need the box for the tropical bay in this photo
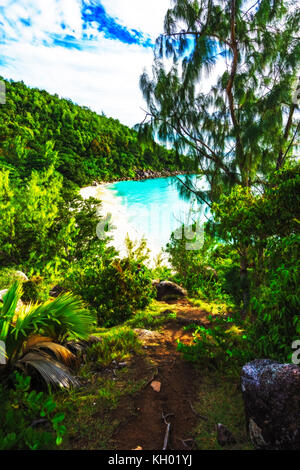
[80,174,207,262]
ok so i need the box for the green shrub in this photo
[177,314,251,370]
[0,268,27,290]
[68,256,155,327]
[0,372,66,449]
[66,238,155,327]
[21,276,50,302]
[248,234,300,361]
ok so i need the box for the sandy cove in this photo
[79,184,168,267]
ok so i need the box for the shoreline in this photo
[79,182,170,267]
[90,169,192,186]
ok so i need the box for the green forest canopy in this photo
[0,77,191,188]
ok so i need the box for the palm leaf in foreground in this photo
[18,351,80,388]
[0,282,95,387]
[31,341,78,368]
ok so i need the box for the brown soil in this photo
[110,299,210,450]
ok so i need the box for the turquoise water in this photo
[109,175,209,250]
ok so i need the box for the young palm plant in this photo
[0,282,95,388]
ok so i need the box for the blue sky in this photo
[0,0,171,126]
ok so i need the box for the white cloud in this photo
[100,0,171,38]
[0,0,225,128]
[0,0,172,127]
[0,37,154,126]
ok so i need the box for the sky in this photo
[0,0,172,127]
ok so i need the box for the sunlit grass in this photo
[124,300,176,329]
[193,369,253,450]
[86,327,141,368]
[188,297,234,316]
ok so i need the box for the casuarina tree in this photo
[140,0,299,201]
[139,0,299,312]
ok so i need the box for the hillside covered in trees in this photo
[0,77,191,188]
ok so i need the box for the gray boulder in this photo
[241,359,300,449]
[14,271,28,282]
[152,280,187,301]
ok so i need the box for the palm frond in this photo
[27,292,95,342]
[18,351,80,388]
[31,342,78,368]
[1,283,94,386]
[0,282,22,321]
[23,335,54,352]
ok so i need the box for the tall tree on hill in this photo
[140,0,300,203]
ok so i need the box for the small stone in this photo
[151,381,161,392]
[216,423,236,446]
[118,362,127,368]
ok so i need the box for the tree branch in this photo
[276,103,297,169]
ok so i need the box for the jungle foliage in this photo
[0,77,190,187]
[168,164,300,363]
[142,0,299,365]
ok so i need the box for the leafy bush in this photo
[97,259,155,326]
[67,255,155,327]
[177,314,251,370]
[0,167,77,274]
[66,237,155,326]
[22,276,50,303]
[248,234,300,361]
[0,372,66,449]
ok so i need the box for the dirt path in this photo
[111,299,210,450]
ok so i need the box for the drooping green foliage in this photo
[0,77,190,186]
[141,0,299,318]
[171,164,300,363]
[140,0,299,202]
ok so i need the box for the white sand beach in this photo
[79,184,168,267]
